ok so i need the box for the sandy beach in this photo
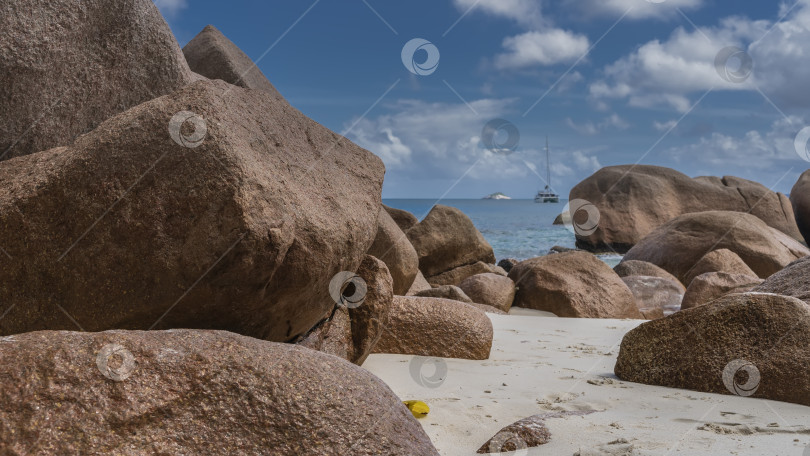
[364,311,810,455]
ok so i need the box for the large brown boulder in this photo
[508,252,642,319]
[384,204,419,232]
[0,0,194,160]
[680,272,763,310]
[753,256,810,303]
[373,296,493,360]
[183,25,282,99]
[426,261,506,287]
[613,260,682,286]
[0,80,385,342]
[406,205,496,279]
[621,276,684,319]
[683,248,757,286]
[623,211,809,283]
[615,293,810,407]
[415,285,473,303]
[790,169,810,243]
[406,270,432,296]
[0,329,439,455]
[459,273,516,312]
[570,166,802,252]
[366,208,419,295]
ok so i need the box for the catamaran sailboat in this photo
[534,137,560,203]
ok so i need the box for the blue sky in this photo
[156,0,810,198]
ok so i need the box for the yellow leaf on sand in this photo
[403,400,429,418]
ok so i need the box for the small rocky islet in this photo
[1,1,809,454]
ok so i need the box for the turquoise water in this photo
[384,199,623,266]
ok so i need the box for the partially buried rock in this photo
[753,256,810,303]
[623,211,809,283]
[614,260,683,286]
[427,261,506,287]
[615,293,810,407]
[366,208,419,295]
[183,25,282,98]
[621,276,684,319]
[384,204,419,232]
[683,248,757,286]
[0,329,439,455]
[0,80,385,342]
[570,166,802,252]
[415,285,473,303]
[0,0,194,160]
[459,273,516,312]
[477,411,596,454]
[508,252,642,319]
[373,296,493,360]
[680,272,763,310]
[406,205,496,280]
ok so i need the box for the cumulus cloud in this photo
[153,0,188,17]
[451,0,544,27]
[494,30,590,69]
[569,0,705,20]
[565,114,630,136]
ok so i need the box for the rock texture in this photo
[614,260,683,286]
[680,272,762,310]
[508,252,642,319]
[406,271,432,296]
[682,248,758,286]
[0,80,385,341]
[570,166,802,252]
[0,0,194,160]
[415,285,473,303]
[427,262,506,287]
[753,256,810,303]
[406,205,496,280]
[297,307,353,361]
[349,255,394,364]
[621,276,684,318]
[477,412,595,454]
[366,208,419,295]
[459,273,516,312]
[384,204,419,232]
[790,169,810,243]
[0,329,439,455]
[183,25,282,98]
[622,211,809,283]
[373,296,493,360]
[615,293,810,407]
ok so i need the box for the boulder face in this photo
[406,205,496,279]
[0,329,439,455]
[615,293,810,407]
[790,169,810,243]
[373,296,493,360]
[680,272,763,310]
[406,270,432,296]
[384,204,419,232]
[459,273,516,312]
[753,256,810,304]
[366,208,419,295]
[570,166,802,252]
[614,260,682,286]
[683,248,757,286]
[183,25,282,98]
[0,80,385,342]
[415,285,473,303]
[508,252,642,319]
[426,261,506,287]
[0,0,194,160]
[622,211,810,284]
[621,276,684,318]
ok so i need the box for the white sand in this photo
[363,312,810,455]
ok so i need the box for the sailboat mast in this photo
[545,136,550,188]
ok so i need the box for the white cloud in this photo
[494,30,590,69]
[153,0,188,17]
[572,150,602,173]
[653,120,679,132]
[570,0,704,20]
[565,114,630,136]
[452,0,544,27]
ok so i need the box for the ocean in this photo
[383,199,623,267]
